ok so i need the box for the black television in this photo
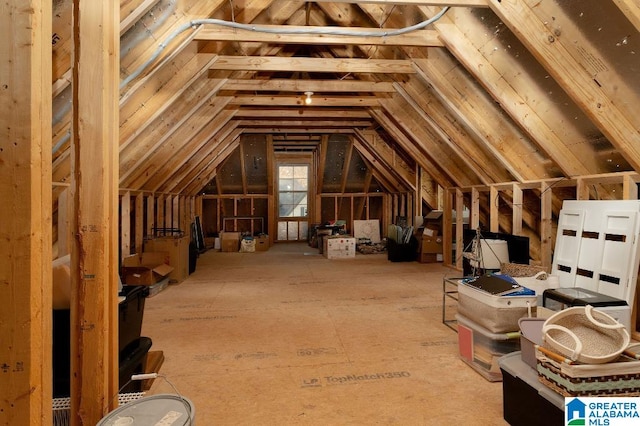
[462,230,530,276]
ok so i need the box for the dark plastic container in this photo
[119,336,153,393]
[53,285,150,397]
[119,285,149,354]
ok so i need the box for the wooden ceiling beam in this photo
[433,21,594,177]
[411,58,543,182]
[353,131,415,192]
[182,129,243,196]
[210,56,416,73]
[235,119,372,127]
[368,107,455,188]
[163,124,242,194]
[228,95,382,106]
[488,0,640,172]
[612,0,640,32]
[232,108,371,118]
[380,94,479,187]
[127,103,236,191]
[241,128,355,134]
[222,78,396,92]
[313,0,488,6]
[196,25,443,47]
[395,81,510,185]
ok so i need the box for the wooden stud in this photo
[58,188,71,257]
[489,186,499,233]
[146,195,156,238]
[135,193,144,254]
[455,188,465,270]
[0,1,53,423]
[512,184,523,235]
[69,0,119,422]
[540,182,553,268]
[121,192,131,259]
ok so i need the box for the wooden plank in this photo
[314,0,488,5]
[612,0,640,33]
[512,184,523,235]
[120,81,229,177]
[488,0,640,172]
[146,195,156,237]
[233,108,371,118]
[0,1,52,424]
[210,56,416,73]
[135,193,144,254]
[143,108,237,192]
[354,130,416,191]
[172,124,242,195]
[156,194,165,234]
[228,95,382,107]
[70,0,119,422]
[236,119,373,127]
[223,79,396,92]
[121,192,131,260]
[489,186,499,233]
[159,125,241,195]
[540,181,553,268]
[368,107,454,189]
[172,196,180,231]
[434,21,595,178]
[196,26,443,47]
[379,95,476,187]
[470,187,480,230]
[58,188,71,257]
[395,82,500,185]
[120,0,160,34]
[455,188,465,269]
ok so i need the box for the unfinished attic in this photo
[2,0,640,424]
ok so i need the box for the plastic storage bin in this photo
[119,336,153,393]
[457,314,521,381]
[457,279,536,333]
[119,285,149,353]
[499,352,564,426]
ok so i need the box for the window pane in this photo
[279,166,293,179]
[294,177,308,191]
[294,166,308,178]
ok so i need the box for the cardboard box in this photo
[324,236,356,259]
[421,235,443,254]
[220,232,241,252]
[419,253,438,263]
[121,252,174,286]
[144,237,189,284]
[255,235,269,251]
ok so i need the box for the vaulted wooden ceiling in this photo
[51,0,639,205]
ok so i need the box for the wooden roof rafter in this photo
[488,0,640,172]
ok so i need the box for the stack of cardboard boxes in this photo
[419,227,442,263]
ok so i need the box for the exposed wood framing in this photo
[0,1,53,423]
[196,25,443,47]
[210,56,417,73]
[69,0,119,423]
[489,0,640,171]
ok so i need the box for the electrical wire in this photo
[120,7,450,89]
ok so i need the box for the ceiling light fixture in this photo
[304,91,313,105]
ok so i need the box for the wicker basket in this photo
[542,305,630,364]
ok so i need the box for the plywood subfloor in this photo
[142,243,507,425]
